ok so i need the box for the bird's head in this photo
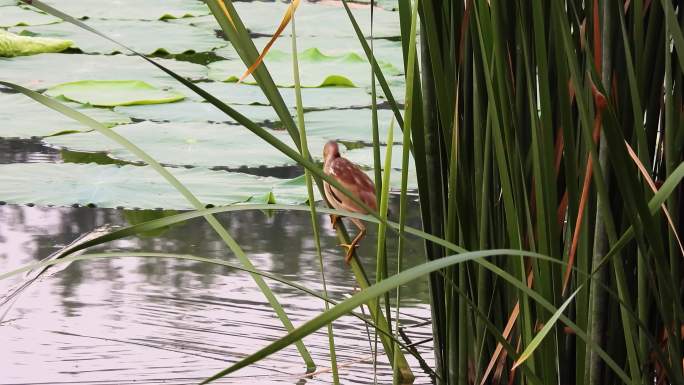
[323,140,340,162]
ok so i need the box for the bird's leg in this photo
[339,218,366,264]
[329,214,340,228]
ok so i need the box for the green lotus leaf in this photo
[12,19,227,55]
[195,82,373,109]
[0,92,130,138]
[348,0,399,11]
[0,53,207,90]
[39,0,210,20]
[45,80,185,107]
[208,48,401,88]
[213,36,405,72]
[304,108,400,143]
[0,6,60,27]
[43,121,328,169]
[228,1,400,38]
[113,100,285,124]
[0,29,71,57]
[370,78,407,105]
[343,144,416,171]
[0,162,310,209]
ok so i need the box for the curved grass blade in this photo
[512,288,581,370]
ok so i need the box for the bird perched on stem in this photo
[322,140,377,263]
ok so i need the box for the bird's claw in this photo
[330,214,340,227]
[339,242,358,264]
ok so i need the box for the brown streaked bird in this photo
[323,140,377,264]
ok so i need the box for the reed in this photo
[4,0,683,384]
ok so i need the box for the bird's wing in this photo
[328,157,377,212]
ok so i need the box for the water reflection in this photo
[0,197,433,384]
[0,138,61,165]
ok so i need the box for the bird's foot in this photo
[330,214,340,227]
[339,242,358,264]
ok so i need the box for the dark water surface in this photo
[0,197,434,384]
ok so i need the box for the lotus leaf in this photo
[12,19,227,55]
[43,121,329,169]
[350,0,399,11]
[0,6,60,27]
[208,48,401,88]
[0,0,17,6]
[368,78,406,105]
[0,53,207,90]
[229,1,400,38]
[46,80,185,107]
[113,101,285,125]
[39,0,210,20]
[213,36,405,71]
[0,92,130,138]
[0,29,71,57]
[0,162,309,209]
[195,82,372,109]
[303,108,400,143]
[343,144,415,171]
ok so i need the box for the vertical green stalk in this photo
[394,0,419,378]
[290,13,338,383]
[371,122,393,382]
[587,1,612,383]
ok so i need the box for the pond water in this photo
[0,0,431,382]
[0,190,434,384]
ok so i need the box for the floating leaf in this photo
[113,100,284,124]
[304,108,400,143]
[43,121,327,169]
[0,5,60,27]
[46,80,185,107]
[344,144,415,171]
[214,36,405,72]
[0,29,71,57]
[229,1,400,38]
[0,53,207,90]
[0,92,130,138]
[12,19,227,55]
[39,0,210,20]
[0,162,309,209]
[208,48,401,88]
[195,82,372,109]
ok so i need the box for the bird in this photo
[322,140,377,264]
